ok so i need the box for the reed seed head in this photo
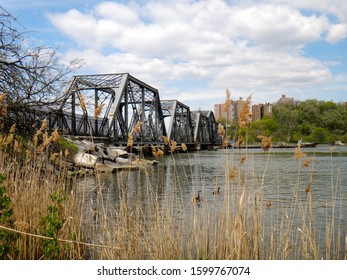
[127,133,134,147]
[238,95,251,129]
[78,93,86,112]
[94,103,104,119]
[42,131,51,147]
[218,123,225,136]
[151,145,158,160]
[51,128,60,143]
[223,88,232,112]
[0,93,8,116]
[50,152,60,162]
[9,123,16,134]
[162,136,170,144]
[5,133,14,145]
[170,140,177,153]
[132,121,144,134]
[0,93,7,104]
[222,138,229,148]
[303,158,312,167]
[230,166,237,180]
[40,118,47,132]
[257,135,272,151]
[0,106,7,117]
[181,143,187,152]
[294,145,306,160]
[237,135,243,146]
[239,156,246,164]
[33,133,39,147]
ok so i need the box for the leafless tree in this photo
[0,6,81,133]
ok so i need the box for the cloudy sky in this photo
[3,0,347,110]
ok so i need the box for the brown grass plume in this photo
[257,135,272,151]
[238,95,251,129]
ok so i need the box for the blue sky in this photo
[2,0,347,111]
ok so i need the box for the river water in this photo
[76,144,347,259]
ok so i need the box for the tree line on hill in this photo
[218,99,347,144]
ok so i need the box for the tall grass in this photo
[0,104,346,260]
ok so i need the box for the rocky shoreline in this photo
[70,139,158,175]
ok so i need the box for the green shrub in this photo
[0,173,19,259]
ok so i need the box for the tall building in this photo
[214,97,248,122]
[251,104,263,122]
[277,94,295,105]
[263,103,273,118]
[251,103,273,122]
[232,97,246,121]
[214,103,233,122]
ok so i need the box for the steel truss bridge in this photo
[48,73,220,149]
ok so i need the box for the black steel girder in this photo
[161,99,194,144]
[49,73,167,144]
[191,110,218,145]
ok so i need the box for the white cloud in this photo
[326,23,347,44]
[227,4,329,50]
[48,0,346,107]
[267,0,347,22]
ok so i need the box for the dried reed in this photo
[181,143,187,152]
[257,135,272,151]
[151,144,159,160]
[94,103,104,119]
[51,128,60,143]
[222,138,229,148]
[223,88,232,112]
[0,92,7,104]
[239,156,246,164]
[229,166,237,179]
[294,145,306,160]
[218,123,225,137]
[1,109,344,260]
[162,136,170,144]
[78,93,86,112]
[9,123,16,134]
[238,95,251,129]
[127,133,134,147]
[132,121,143,134]
[170,140,177,153]
[237,135,243,146]
[303,158,312,167]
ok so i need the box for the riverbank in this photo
[1,129,346,259]
[227,141,317,149]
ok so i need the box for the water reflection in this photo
[76,145,347,259]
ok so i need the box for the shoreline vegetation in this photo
[218,99,347,146]
[1,93,346,260]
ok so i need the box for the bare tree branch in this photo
[1,5,82,133]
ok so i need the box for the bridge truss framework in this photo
[49,73,219,148]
